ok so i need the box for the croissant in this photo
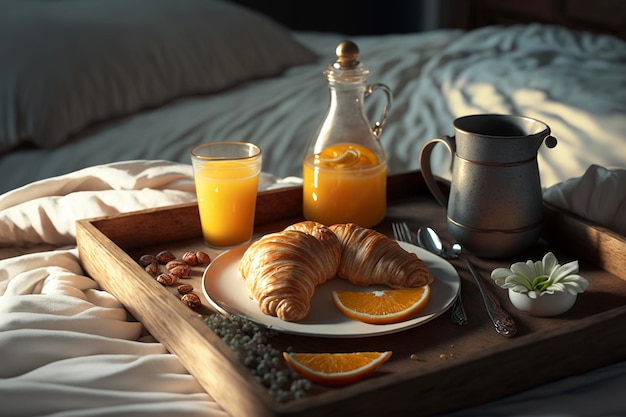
[284,220,340,246]
[329,223,433,288]
[237,228,341,322]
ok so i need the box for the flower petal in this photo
[562,274,589,293]
[550,260,580,283]
[510,261,536,284]
[532,259,547,277]
[541,252,559,274]
[510,286,530,294]
[491,268,512,287]
[504,274,535,291]
[545,283,566,294]
[510,283,530,293]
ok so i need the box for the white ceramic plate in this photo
[202,241,460,338]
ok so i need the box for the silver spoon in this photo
[417,228,468,325]
[418,227,517,337]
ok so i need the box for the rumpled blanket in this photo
[1,160,625,417]
[543,164,626,236]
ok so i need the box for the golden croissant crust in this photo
[238,221,432,322]
[284,220,340,247]
[329,223,434,288]
[237,228,341,322]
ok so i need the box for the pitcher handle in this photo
[365,83,392,138]
[419,135,455,208]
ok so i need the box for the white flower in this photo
[491,252,589,299]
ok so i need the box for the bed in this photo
[1,0,625,416]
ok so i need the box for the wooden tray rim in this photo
[75,171,626,417]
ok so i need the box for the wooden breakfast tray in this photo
[76,171,626,417]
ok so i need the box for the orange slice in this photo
[316,143,379,168]
[332,285,431,324]
[282,351,392,387]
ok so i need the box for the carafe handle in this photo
[419,135,455,208]
[366,83,392,138]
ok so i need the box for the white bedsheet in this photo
[1,24,624,194]
[1,160,625,417]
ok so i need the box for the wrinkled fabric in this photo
[0,160,301,417]
[544,165,626,235]
[2,24,625,194]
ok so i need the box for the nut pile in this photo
[138,250,211,308]
[141,250,312,402]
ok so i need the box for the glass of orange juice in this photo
[190,142,262,248]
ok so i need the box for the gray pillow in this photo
[0,0,317,152]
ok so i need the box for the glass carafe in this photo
[302,40,392,227]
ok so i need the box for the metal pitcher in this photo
[420,114,557,258]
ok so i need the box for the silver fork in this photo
[392,221,414,244]
[392,222,468,326]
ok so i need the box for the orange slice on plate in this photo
[283,351,392,387]
[332,285,430,324]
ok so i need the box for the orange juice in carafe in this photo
[302,41,392,227]
[303,143,387,227]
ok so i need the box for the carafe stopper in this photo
[335,40,359,69]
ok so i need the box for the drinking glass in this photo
[190,142,262,248]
